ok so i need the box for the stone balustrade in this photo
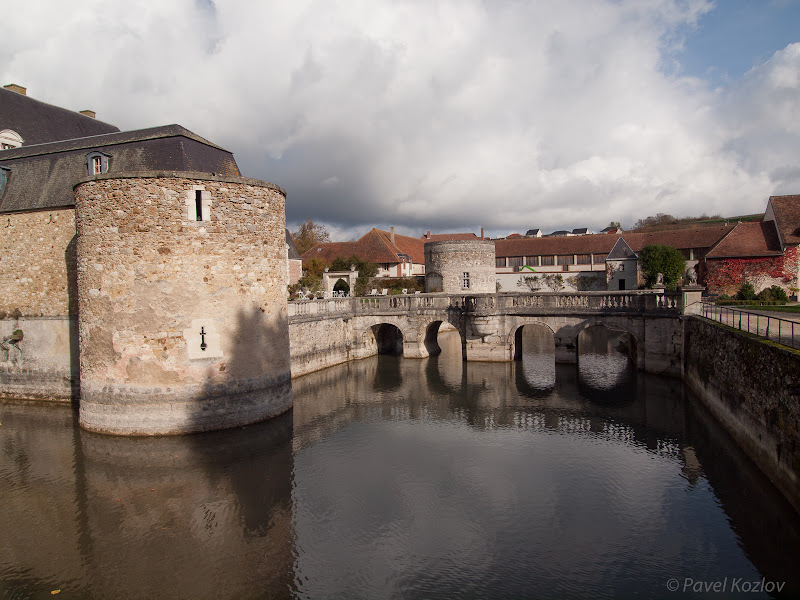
[288,289,699,320]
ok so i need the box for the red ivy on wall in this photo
[704,247,799,291]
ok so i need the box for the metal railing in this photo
[700,301,799,350]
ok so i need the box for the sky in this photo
[3,0,799,240]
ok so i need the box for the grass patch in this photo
[736,305,800,314]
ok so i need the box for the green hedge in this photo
[716,300,787,306]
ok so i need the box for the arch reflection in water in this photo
[514,323,556,392]
[288,353,800,599]
[577,325,637,401]
[5,353,800,598]
[426,324,464,391]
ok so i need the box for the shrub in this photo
[766,285,788,302]
[735,282,756,301]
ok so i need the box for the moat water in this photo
[2,328,800,599]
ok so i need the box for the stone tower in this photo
[74,172,292,435]
[424,239,496,293]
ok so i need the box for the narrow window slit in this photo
[195,190,203,222]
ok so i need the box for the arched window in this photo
[0,129,23,150]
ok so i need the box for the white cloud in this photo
[3,0,798,237]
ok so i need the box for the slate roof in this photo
[1,86,119,145]
[572,228,589,235]
[494,225,735,258]
[303,228,426,265]
[767,195,800,246]
[0,125,240,213]
[285,229,301,260]
[705,221,783,258]
[607,238,637,260]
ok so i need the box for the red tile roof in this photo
[705,221,783,258]
[302,229,426,265]
[768,195,800,246]
[494,225,736,258]
[302,241,359,264]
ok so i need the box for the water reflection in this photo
[3,329,800,599]
[577,325,635,391]
[517,324,557,392]
[290,354,800,599]
[0,403,294,600]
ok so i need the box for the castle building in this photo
[0,84,292,435]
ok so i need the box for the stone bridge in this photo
[288,289,703,378]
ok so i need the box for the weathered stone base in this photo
[79,373,292,436]
[0,370,77,402]
[0,316,78,401]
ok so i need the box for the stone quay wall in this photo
[425,240,496,293]
[0,208,78,400]
[289,316,378,378]
[684,317,800,513]
[75,172,292,435]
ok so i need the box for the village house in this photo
[704,196,800,297]
[494,225,737,292]
[302,227,426,277]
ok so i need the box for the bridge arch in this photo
[510,321,556,361]
[574,319,642,370]
[421,319,464,359]
[372,323,404,355]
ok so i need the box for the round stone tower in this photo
[74,172,292,435]
[424,239,496,293]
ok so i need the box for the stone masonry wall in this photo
[425,240,496,293]
[75,173,292,435]
[684,317,800,512]
[0,208,78,400]
[0,208,77,316]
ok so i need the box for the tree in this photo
[638,244,686,291]
[632,212,722,232]
[292,219,330,254]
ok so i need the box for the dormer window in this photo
[0,129,23,150]
[86,151,110,175]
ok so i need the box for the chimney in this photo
[79,109,96,119]
[390,226,395,245]
[3,84,26,96]
[426,230,431,240]
[480,227,484,239]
